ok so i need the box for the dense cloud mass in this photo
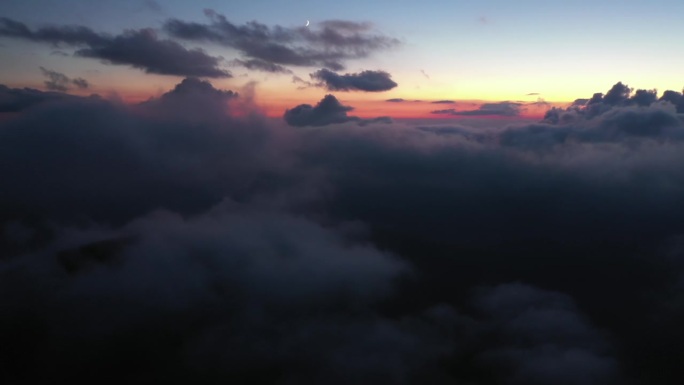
[310,68,398,92]
[3,80,684,384]
[284,94,392,127]
[0,18,230,78]
[164,10,399,72]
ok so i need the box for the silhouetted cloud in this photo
[164,10,398,72]
[39,67,88,91]
[310,68,397,92]
[284,94,392,126]
[385,98,405,102]
[0,18,230,78]
[0,84,79,112]
[431,100,455,104]
[431,101,522,116]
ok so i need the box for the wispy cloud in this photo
[310,69,398,92]
[39,67,89,91]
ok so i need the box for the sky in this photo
[3,2,684,385]
[1,0,683,118]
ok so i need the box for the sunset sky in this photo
[2,0,683,118]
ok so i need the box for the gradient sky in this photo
[1,0,683,118]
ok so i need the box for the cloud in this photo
[0,18,230,78]
[0,84,79,112]
[284,94,392,127]
[420,69,430,79]
[39,67,89,91]
[385,98,405,103]
[4,78,684,384]
[431,100,455,104]
[431,101,522,116]
[232,58,292,74]
[163,10,399,72]
[430,104,518,116]
[660,89,684,113]
[472,284,619,385]
[310,68,398,92]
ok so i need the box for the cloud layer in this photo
[2,80,684,384]
[164,10,399,72]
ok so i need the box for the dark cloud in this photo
[71,77,89,89]
[431,102,522,116]
[164,10,398,72]
[49,50,69,56]
[603,81,632,105]
[232,58,292,74]
[0,84,79,112]
[431,100,455,104]
[526,92,540,96]
[284,94,392,127]
[471,284,620,385]
[544,82,684,124]
[39,66,70,92]
[39,67,89,91]
[385,98,405,102]
[0,18,230,78]
[310,68,398,92]
[660,89,684,113]
[4,78,684,384]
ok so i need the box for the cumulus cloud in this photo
[284,94,392,127]
[164,10,399,72]
[0,18,230,78]
[310,68,398,92]
[39,67,89,91]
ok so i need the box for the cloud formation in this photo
[431,101,522,116]
[232,58,292,74]
[284,94,392,127]
[164,10,399,72]
[0,84,79,112]
[39,67,89,91]
[310,68,398,92]
[0,18,230,78]
[3,79,684,384]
